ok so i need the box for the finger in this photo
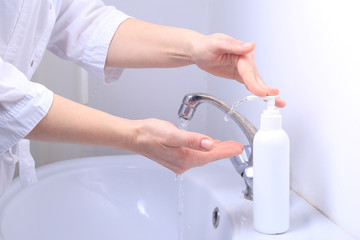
[254,71,280,96]
[191,140,244,165]
[211,141,243,160]
[253,71,287,107]
[237,56,281,97]
[235,54,261,92]
[253,72,286,107]
[168,129,213,151]
[275,97,287,108]
[173,140,243,174]
[238,62,267,96]
[212,139,222,144]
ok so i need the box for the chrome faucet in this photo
[178,93,257,200]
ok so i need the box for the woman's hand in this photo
[191,33,286,107]
[131,118,243,174]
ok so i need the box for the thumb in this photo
[200,138,213,151]
[170,130,213,151]
[234,42,256,55]
[222,38,256,55]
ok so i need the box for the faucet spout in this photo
[178,93,257,143]
[178,93,257,200]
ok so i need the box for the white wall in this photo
[207,0,360,238]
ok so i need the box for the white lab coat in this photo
[0,0,130,196]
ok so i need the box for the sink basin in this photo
[0,155,237,240]
[0,154,355,240]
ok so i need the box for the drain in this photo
[212,207,220,229]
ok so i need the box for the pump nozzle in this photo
[225,95,279,122]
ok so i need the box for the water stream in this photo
[174,98,250,239]
[176,117,189,240]
[175,174,185,240]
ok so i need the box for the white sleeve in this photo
[0,57,53,155]
[47,0,131,84]
[0,58,53,196]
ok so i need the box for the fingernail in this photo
[201,139,213,151]
[242,42,254,48]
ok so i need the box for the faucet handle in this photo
[230,145,252,176]
[230,145,254,201]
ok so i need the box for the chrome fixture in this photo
[178,93,256,200]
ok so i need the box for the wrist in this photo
[111,118,142,152]
[188,31,206,65]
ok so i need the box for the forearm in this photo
[25,94,243,174]
[106,18,204,68]
[26,94,138,151]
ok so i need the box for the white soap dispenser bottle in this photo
[253,97,290,234]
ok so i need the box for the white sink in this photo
[0,154,354,240]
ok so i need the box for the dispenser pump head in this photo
[266,96,276,110]
[225,95,282,130]
[261,96,282,130]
